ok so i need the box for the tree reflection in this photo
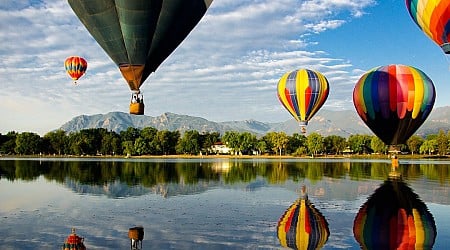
[0,159,449,197]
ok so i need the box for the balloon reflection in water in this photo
[353,175,436,250]
[277,186,329,250]
[62,228,86,250]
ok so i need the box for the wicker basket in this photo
[130,102,145,115]
[128,227,144,240]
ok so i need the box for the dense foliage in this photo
[0,127,449,157]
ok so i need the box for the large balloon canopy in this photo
[64,56,87,83]
[406,0,450,54]
[68,0,213,114]
[353,64,435,146]
[277,69,329,133]
[353,177,436,249]
[277,186,329,250]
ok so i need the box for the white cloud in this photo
[0,0,378,134]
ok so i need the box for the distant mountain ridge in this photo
[59,107,450,137]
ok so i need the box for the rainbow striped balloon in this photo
[406,0,450,54]
[64,56,87,81]
[277,69,329,130]
[353,65,435,145]
[354,178,436,249]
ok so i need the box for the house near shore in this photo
[210,142,232,155]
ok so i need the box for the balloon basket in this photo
[130,103,144,115]
[128,227,144,250]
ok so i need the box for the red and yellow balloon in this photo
[277,69,329,133]
[406,0,450,54]
[64,56,87,84]
[277,186,329,250]
[353,64,436,146]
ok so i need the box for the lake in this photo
[0,157,449,249]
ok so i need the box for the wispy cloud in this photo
[0,0,376,134]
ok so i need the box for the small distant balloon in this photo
[277,69,329,133]
[353,64,435,146]
[64,56,87,84]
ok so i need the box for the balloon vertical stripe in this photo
[353,64,436,145]
[406,0,450,53]
[277,69,329,127]
[64,56,87,81]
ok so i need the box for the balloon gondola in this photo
[68,0,214,115]
[277,186,329,250]
[64,56,87,85]
[353,175,437,249]
[353,64,436,155]
[277,69,330,133]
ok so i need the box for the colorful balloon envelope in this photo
[68,0,213,115]
[406,0,450,54]
[353,178,436,250]
[277,188,329,250]
[277,69,329,133]
[64,56,87,83]
[353,65,436,146]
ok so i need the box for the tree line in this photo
[0,127,449,156]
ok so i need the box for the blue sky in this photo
[0,0,449,135]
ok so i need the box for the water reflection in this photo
[353,171,437,249]
[277,186,329,249]
[0,158,449,249]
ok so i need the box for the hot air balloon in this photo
[353,65,435,150]
[405,0,450,55]
[277,69,329,133]
[68,0,213,115]
[353,176,437,249]
[64,56,87,84]
[277,186,329,250]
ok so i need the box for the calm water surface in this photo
[0,157,449,249]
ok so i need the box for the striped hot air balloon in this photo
[64,56,87,84]
[353,178,436,250]
[277,69,329,133]
[353,64,436,146]
[406,0,450,54]
[277,186,329,250]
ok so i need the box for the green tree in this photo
[100,131,121,155]
[0,131,18,155]
[287,133,307,154]
[324,135,346,155]
[420,139,437,155]
[407,135,424,155]
[15,132,42,155]
[155,130,179,155]
[255,140,267,155]
[176,130,200,154]
[238,132,257,155]
[44,130,67,155]
[370,136,387,154]
[264,132,289,156]
[134,137,148,155]
[348,134,372,154]
[122,140,134,156]
[222,131,240,155]
[436,129,448,156]
[306,132,324,156]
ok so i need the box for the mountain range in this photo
[59,106,450,137]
